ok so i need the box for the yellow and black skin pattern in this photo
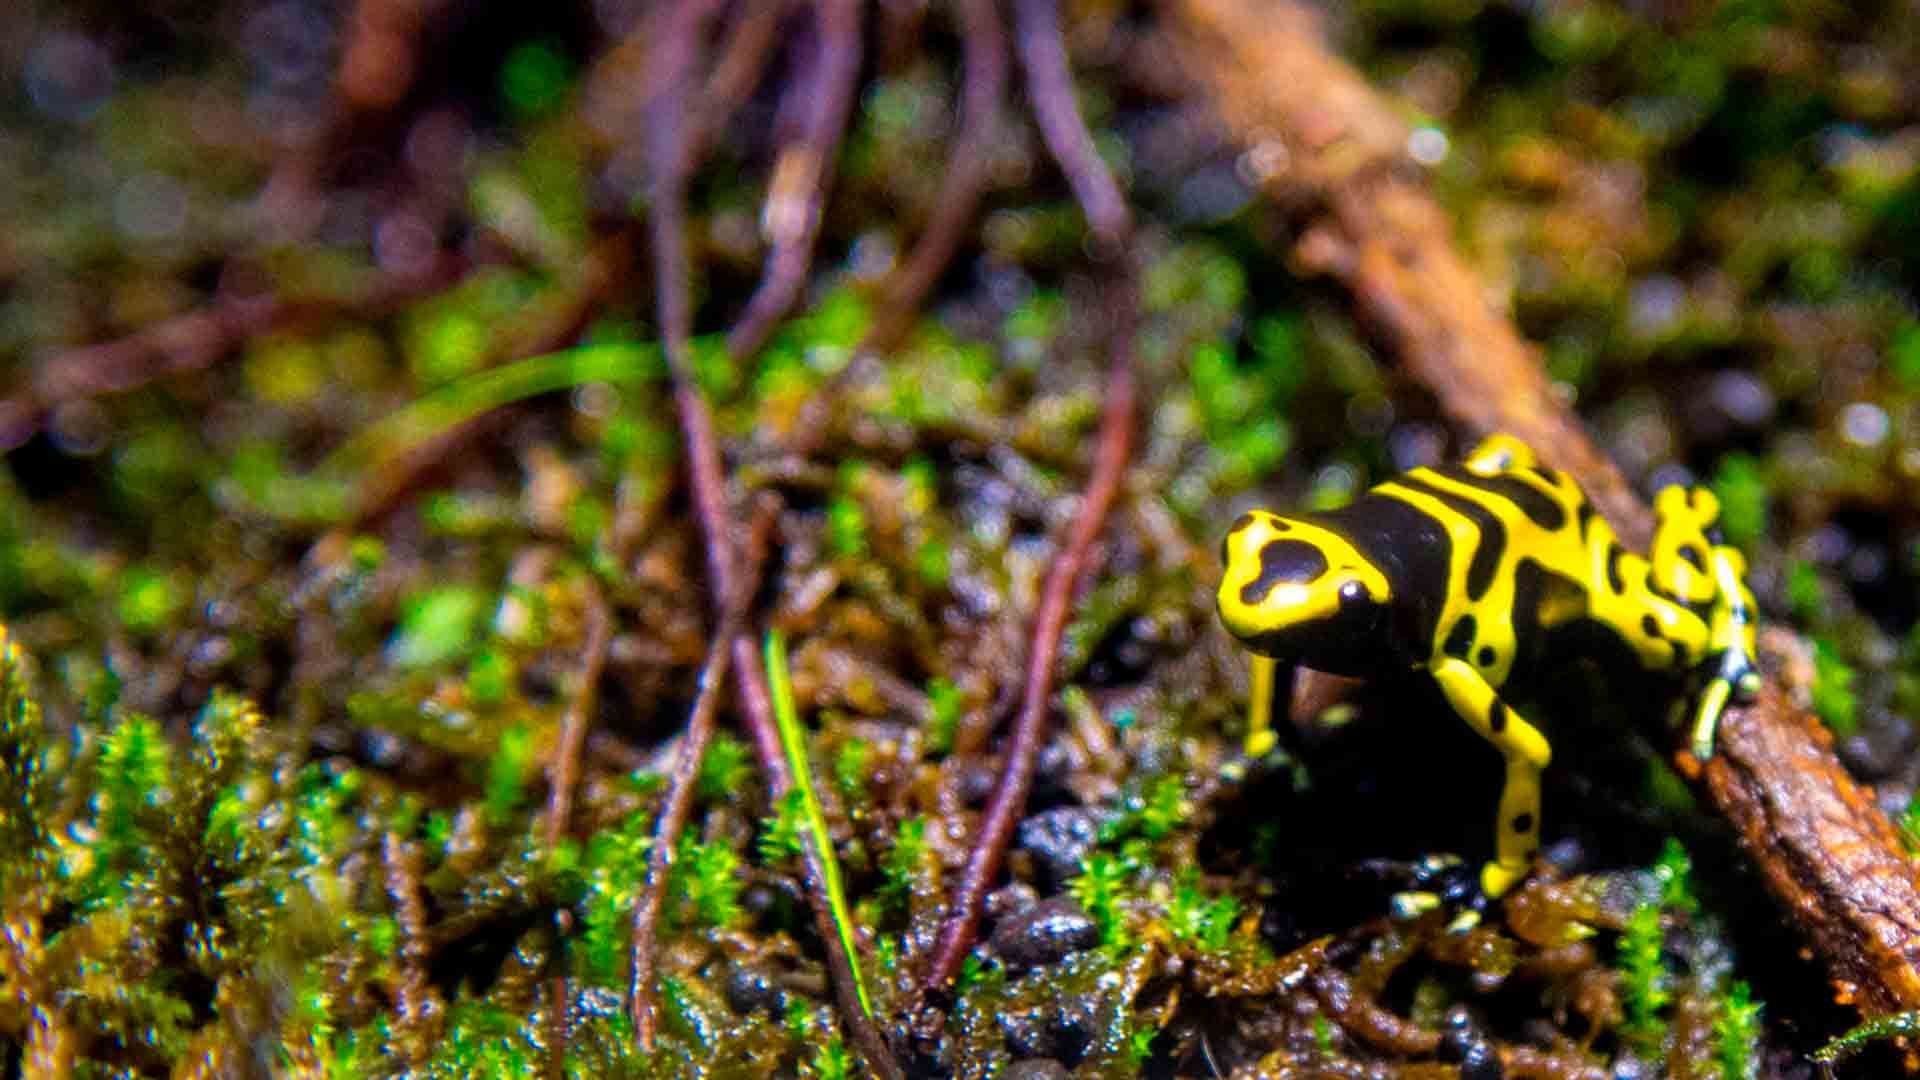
[1217,434,1760,901]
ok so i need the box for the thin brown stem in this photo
[924,0,1139,992]
[925,327,1135,989]
[689,0,793,171]
[543,590,613,853]
[381,831,442,1066]
[628,499,775,1048]
[2,252,463,450]
[1014,0,1132,248]
[641,5,898,1069]
[724,0,865,362]
[862,0,1008,354]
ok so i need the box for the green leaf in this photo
[765,629,874,1019]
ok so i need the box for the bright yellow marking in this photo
[1216,512,1391,647]
[1650,486,1719,603]
[1246,653,1277,758]
[1583,502,1711,672]
[1463,433,1536,476]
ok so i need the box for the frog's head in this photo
[1216,510,1394,676]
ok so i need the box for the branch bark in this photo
[1167,0,1920,1021]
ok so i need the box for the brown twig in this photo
[1,253,463,451]
[862,0,1008,354]
[641,6,899,1072]
[1168,0,1649,553]
[924,0,1138,989]
[1014,0,1131,250]
[381,831,443,1066]
[1169,0,1920,1021]
[725,0,865,362]
[691,0,793,170]
[628,498,776,1048]
[543,591,613,854]
[1308,965,1440,1057]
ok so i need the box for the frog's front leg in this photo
[1245,653,1278,758]
[1689,544,1762,759]
[1429,657,1550,899]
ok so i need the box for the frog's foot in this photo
[1388,854,1492,934]
[1689,645,1762,761]
[1244,727,1278,759]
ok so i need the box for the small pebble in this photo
[1017,807,1100,891]
[1000,993,1099,1062]
[725,964,782,1016]
[990,897,1100,970]
[987,882,1038,921]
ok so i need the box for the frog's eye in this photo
[1338,579,1367,604]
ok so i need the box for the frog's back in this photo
[1358,455,1598,685]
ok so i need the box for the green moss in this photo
[697,732,753,801]
[1652,838,1699,918]
[116,566,183,636]
[423,997,540,1077]
[804,1036,856,1080]
[759,788,807,865]
[483,723,534,829]
[671,834,745,930]
[1101,772,1187,845]
[1900,796,1920,855]
[878,815,928,914]
[0,631,49,856]
[1892,321,1920,391]
[924,678,962,756]
[832,737,870,797]
[577,809,653,984]
[500,39,573,122]
[1069,853,1133,947]
[1616,902,1670,1059]
[1713,980,1762,1080]
[1708,454,1767,547]
[1124,1025,1159,1070]
[1785,560,1825,624]
[390,585,490,670]
[1813,1009,1920,1066]
[1164,868,1242,953]
[1810,636,1859,738]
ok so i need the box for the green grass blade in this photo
[323,342,663,478]
[764,628,873,1019]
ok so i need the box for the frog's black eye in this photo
[1338,579,1367,604]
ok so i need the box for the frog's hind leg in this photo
[1463,433,1537,477]
[1429,657,1550,901]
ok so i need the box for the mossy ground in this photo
[3,0,1920,1075]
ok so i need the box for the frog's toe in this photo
[1387,854,1489,932]
[1244,728,1278,759]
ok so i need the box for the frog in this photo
[1215,433,1760,904]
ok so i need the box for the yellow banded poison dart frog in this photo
[1215,434,1761,903]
